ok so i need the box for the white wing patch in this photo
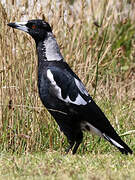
[47,69,61,96]
[74,78,91,103]
[47,69,87,105]
[65,94,87,105]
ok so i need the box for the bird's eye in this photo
[32,25,36,29]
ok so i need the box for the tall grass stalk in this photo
[94,28,108,97]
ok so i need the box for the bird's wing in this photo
[46,64,132,154]
[46,65,91,106]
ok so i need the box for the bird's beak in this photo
[7,21,29,33]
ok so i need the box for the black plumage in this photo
[8,19,132,155]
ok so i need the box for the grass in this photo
[0,151,135,180]
[0,0,135,179]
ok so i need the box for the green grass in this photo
[0,0,135,179]
[0,151,134,180]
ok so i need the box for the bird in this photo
[8,19,132,155]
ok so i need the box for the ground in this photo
[0,151,135,180]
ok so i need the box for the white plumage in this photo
[47,69,87,105]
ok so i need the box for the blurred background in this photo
[0,0,135,154]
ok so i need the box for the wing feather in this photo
[47,67,91,106]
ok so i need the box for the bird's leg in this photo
[65,140,75,154]
[72,132,83,154]
[72,140,82,154]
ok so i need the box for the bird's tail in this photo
[103,133,133,155]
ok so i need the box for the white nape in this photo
[43,34,63,61]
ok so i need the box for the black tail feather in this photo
[103,134,132,155]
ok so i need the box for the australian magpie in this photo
[8,19,132,155]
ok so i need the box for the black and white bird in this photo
[8,19,132,155]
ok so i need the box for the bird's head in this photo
[8,19,52,42]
